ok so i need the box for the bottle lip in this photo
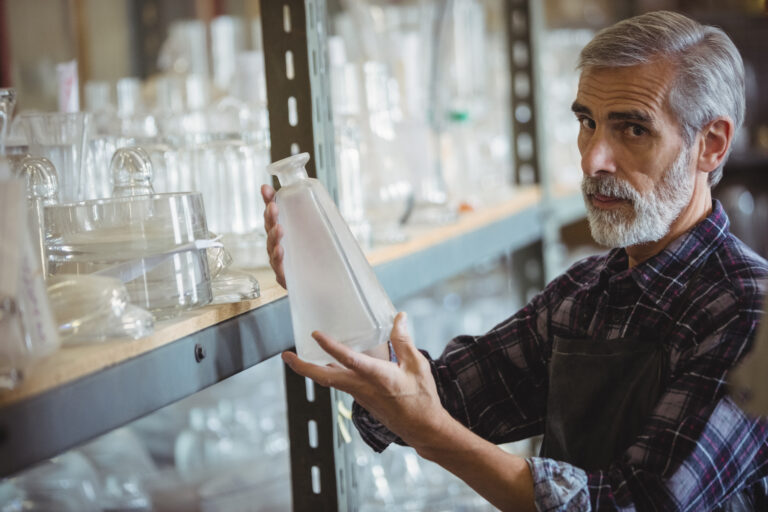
[267,152,310,186]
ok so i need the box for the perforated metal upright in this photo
[259,1,348,510]
[506,0,542,188]
[506,0,549,298]
[261,0,337,199]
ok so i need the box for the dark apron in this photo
[540,266,751,510]
[541,333,667,471]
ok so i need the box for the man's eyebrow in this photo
[607,110,653,123]
[571,101,590,115]
[571,101,653,124]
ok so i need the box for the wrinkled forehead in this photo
[576,60,679,123]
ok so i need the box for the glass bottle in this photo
[268,153,396,365]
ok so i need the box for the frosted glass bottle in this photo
[268,153,396,365]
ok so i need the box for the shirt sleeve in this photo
[352,283,554,450]
[526,457,590,511]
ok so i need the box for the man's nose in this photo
[581,133,617,178]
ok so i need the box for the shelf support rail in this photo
[260,0,347,510]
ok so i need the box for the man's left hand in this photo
[281,312,455,452]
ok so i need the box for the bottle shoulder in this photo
[275,177,324,197]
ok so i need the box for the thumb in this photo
[389,312,417,361]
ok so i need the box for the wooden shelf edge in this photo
[0,271,287,408]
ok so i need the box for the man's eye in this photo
[626,124,648,137]
[579,117,595,130]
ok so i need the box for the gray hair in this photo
[578,10,745,187]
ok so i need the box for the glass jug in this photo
[268,153,396,365]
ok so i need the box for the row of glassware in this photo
[4,0,518,245]
[1,68,273,391]
[0,140,265,391]
[0,0,520,387]
[0,7,275,387]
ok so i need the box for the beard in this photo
[582,145,694,248]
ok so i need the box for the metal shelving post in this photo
[506,0,548,299]
[260,1,349,510]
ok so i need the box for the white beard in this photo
[582,146,694,248]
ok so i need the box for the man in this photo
[262,10,768,510]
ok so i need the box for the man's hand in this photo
[261,184,286,289]
[281,312,455,451]
[282,312,536,511]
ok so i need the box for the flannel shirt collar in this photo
[598,200,730,303]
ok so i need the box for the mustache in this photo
[581,175,639,202]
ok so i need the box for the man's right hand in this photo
[261,184,287,289]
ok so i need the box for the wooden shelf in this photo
[0,185,542,477]
[0,269,287,410]
[368,186,541,268]
[372,186,543,303]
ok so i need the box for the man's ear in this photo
[696,117,734,174]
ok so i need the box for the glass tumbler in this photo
[192,138,271,268]
[21,111,90,203]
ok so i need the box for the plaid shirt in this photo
[353,200,768,511]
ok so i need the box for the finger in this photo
[270,244,284,271]
[312,330,382,375]
[282,351,358,392]
[264,202,279,231]
[389,312,420,364]
[261,184,275,205]
[266,223,283,254]
[270,245,286,288]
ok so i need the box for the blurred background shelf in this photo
[548,185,586,227]
[370,186,542,302]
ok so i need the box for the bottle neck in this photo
[273,166,308,187]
